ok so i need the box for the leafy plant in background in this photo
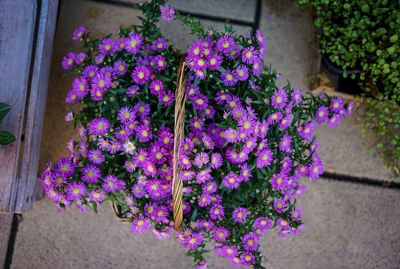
[40,0,351,268]
[298,0,400,174]
[0,103,16,145]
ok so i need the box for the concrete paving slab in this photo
[120,0,257,22]
[0,214,13,267]
[159,19,251,52]
[259,0,317,92]
[264,179,400,269]
[316,115,399,182]
[10,179,400,269]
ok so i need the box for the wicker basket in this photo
[112,56,187,231]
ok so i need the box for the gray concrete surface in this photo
[0,214,13,267]
[10,179,400,269]
[11,0,399,269]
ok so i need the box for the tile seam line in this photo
[321,170,400,190]
[86,0,256,26]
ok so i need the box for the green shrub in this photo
[299,0,400,173]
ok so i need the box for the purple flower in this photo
[216,35,235,53]
[209,204,225,220]
[255,29,266,48]
[222,172,240,189]
[220,70,237,87]
[308,160,324,180]
[203,181,218,194]
[150,79,164,96]
[55,158,75,177]
[136,125,152,142]
[291,207,303,221]
[299,121,315,142]
[118,107,135,124]
[291,88,302,105]
[254,217,273,231]
[330,97,344,113]
[159,91,174,106]
[271,172,287,190]
[66,182,86,201]
[207,54,223,70]
[132,183,146,198]
[210,153,223,169]
[242,233,259,251]
[82,165,101,183]
[160,5,175,21]
[142,161,157,177]
[152,37,168,51]
[235,65,249,81]
[274,198,287,213]
[132,65,151,85]
[194,152,209,168]
[316,106,329,123]
[102,175,122,192]
[212,227,230,242]
[125,32,143,54]
[72,26,87,40]
[327,114,342,128]
[61,52,75,70]
[113,60,128,76]
[252,59,263,76]
[268,111,283,124]
[88,117,110,136]
[130,216,151,234]
[126,85,140,97]
[88,189,105,203]
[91,73,112,97]
[198,193,212,207]
[153,55,167,71]
[271,89,288,109]
[241,46,258,64]
[232,207,248,223]
[219,245,238,258]
[82,65,98,80]
[256,149,273,168]
[240,252,256,266]
[279,134,292,153]
[99,38,115,55]
[88,149,105,164]
[74,52,87,65]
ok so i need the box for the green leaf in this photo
[0,130,15,145]
[0,103,11,123]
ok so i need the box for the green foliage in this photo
[299,0,400,173]
[0,102,16,145]
[359,95,400,174]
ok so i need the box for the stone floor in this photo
[8,0,400,268]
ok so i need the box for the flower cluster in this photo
[40,1,352,268]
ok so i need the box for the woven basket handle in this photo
[172,56,187,231]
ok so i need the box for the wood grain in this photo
[0,0,59,213]
[15,0,59,212]
[0,0,37,213]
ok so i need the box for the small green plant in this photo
[358,95,400,175]
[0,103,16,145]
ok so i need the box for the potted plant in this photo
[299,0,399,174]
[40,1,352,268]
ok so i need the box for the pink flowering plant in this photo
[40,1,352,268]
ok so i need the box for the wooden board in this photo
[0,0,59,213]
[15,0,59,212]
[0,0,37,213]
